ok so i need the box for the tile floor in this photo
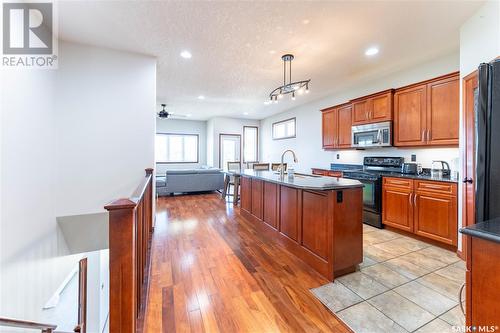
[311,224,465,333]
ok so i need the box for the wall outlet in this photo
[336,154,340,159]
[411,154,416,162]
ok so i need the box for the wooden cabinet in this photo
[321,108,336,149]
[394,72,459,147]
[279,186,300,241]
[465,236,500,327]
[240,176,251,212]
[394,84,427,146]
[382,184,414,232]
[262,182,278,229]
[238,176,363,281]
[321,104,352,149]
[301,191,329,260]
[251,179,263,220]
[311,168,342,177]
[382,177,458,246]
[351,90,393,125]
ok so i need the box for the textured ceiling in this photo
[58,1,482,120]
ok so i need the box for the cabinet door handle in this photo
[459,282,466,316]
[427,129,431,142]
[413,193,417,206]
[409,193,413,206]
[421,130,425,142]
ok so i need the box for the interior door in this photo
[219,134,241,170]
[462,70,478,255]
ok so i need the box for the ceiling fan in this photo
[157,104,187,119]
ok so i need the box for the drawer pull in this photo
[422,184,448,189]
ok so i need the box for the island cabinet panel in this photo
[301,191,329,260]
[466,237,500,327]
[333,188,363,274]
[251,179,263,220]
[240,176,252,212]
[238,175,363,281]
[262,182,278,229]
[279,186,300,242]
[382,186,414,232]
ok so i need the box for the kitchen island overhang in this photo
[237,170,364,281]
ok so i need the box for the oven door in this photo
[358,178,381,214]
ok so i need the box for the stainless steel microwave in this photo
[352,121,392,148]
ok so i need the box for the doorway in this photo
[219,134,241,170]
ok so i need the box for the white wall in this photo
[55,42,156,217]
[0,64,79,326]
[156,118,207,173]
[206,117,260,168]
[260,52,460,173]
[0,41,156,329]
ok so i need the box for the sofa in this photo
[156,168,225,196]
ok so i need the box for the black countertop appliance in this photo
[342,157,404,229]
[401,163,418,175]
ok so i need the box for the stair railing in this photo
[104,168,154,333]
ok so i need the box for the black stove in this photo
[342,157,404,228]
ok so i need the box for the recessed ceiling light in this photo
[302,19,310,25]
[180,50,192,59]
[243,112,249,115]
[365,47,379,56]
[186,114,192,117]
[197,95,205,100]
[269,50,276,55]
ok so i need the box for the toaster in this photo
[401,163,418,175]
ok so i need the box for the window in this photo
[243,126,258,162]
[155,133,199,163]
[272,118,296,140]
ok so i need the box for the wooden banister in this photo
[0,317,57,332]
[74,258,87,333]
[105,168,154,333]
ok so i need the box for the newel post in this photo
[105,198,137,333]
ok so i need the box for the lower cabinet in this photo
[382,177,457,246]
[382,186,414,232]
[465,236,500,326]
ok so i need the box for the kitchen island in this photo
[237,169,364,281]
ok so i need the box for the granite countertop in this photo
[460,218,500,244]
[233,169,363,190]
[378,171,459,183]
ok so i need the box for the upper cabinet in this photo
[394,72,459,147]
[351,90,394,125]
[321,104,352,149]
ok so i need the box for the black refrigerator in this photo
[476,59,500,223]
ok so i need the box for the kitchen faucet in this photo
[280,149,298,179]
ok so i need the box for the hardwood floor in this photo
[143,193,350,333]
